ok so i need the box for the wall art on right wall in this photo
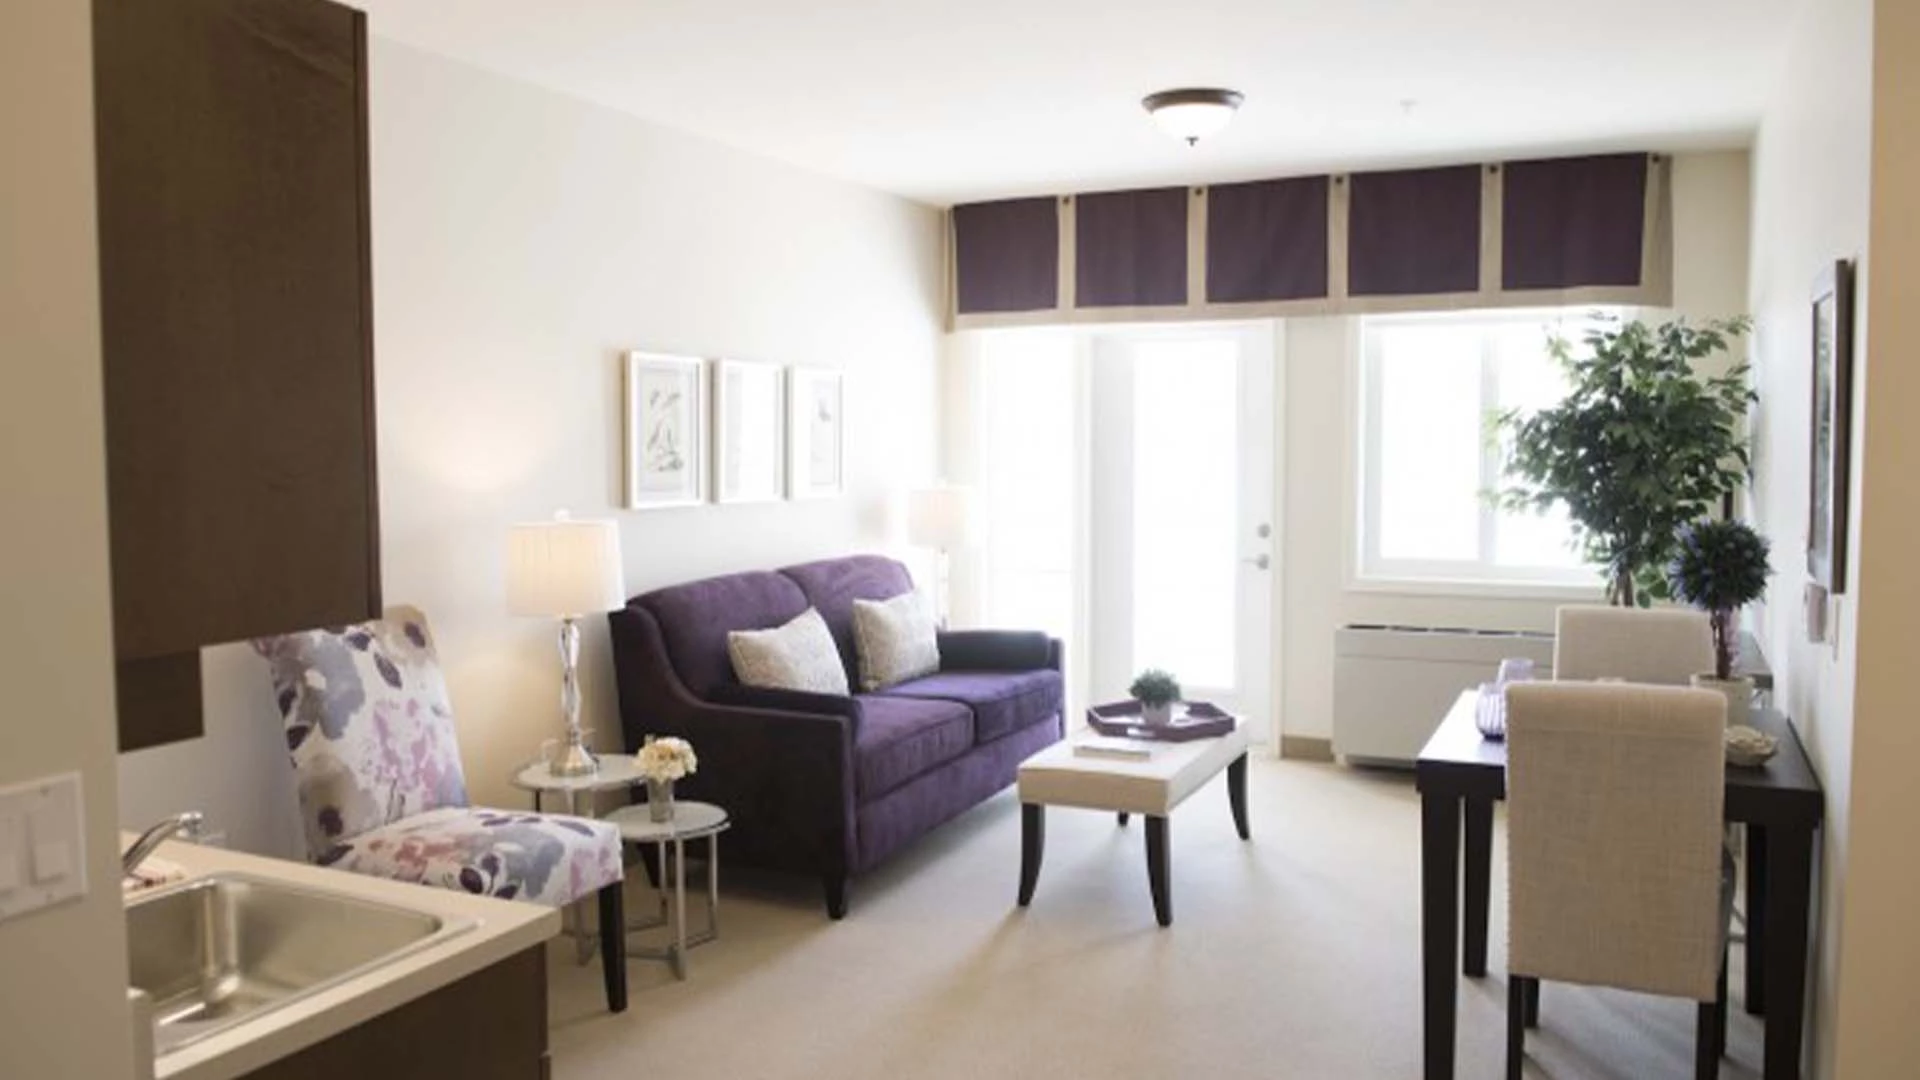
[1808,258,1854,593]
[787,366,845,499]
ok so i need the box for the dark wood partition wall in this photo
[949,151,1667,327]
[93,0,381,750]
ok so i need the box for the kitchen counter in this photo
[124,835,559,1080]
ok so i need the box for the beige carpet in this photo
[546,756,1765,1079]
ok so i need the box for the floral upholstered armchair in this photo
[252,605,629,1012]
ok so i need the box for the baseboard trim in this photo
[1279,735,1334,762]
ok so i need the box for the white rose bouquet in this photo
[636,736,698,783]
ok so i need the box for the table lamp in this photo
[508,513,628,777]
[907,484,977,626]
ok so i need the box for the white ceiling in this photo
[358,0,1798,206]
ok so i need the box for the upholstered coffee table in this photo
[1015,721,1252,926]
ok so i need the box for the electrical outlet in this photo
[0,772,87,922]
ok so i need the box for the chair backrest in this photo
[1505,682,1726,1001]
[1553,604,1715,685]
[252,605,470,861]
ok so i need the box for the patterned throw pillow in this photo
[852,592,941,691]
[727,608,851,695]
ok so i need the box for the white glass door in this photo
[1089,324,1275,740]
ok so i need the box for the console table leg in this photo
[1228,753,1251,840]
[1018,803,1045,906]
[1146,815,1172,927]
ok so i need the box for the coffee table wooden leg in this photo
[1117,811,1129,827]
[1228,753,1250,840]
[1146,815,1172,927]
[1018,803,1045,906]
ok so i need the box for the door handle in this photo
[1243,554,1270,570]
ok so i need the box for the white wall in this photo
[0,0,138,1076]
[1278,149,1753,743]
[1744,0,1871,1073]
[119,38,946,853]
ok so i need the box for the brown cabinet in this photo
[93,0,380,749]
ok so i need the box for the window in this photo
[977,329,1076,643]
[1358,310,1615,589]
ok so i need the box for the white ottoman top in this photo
[1018,722,1251,816]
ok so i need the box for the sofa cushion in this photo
[853,694,974,799]
[636,570,811,698]
[780,555,914,686]
[728,608,851,695]
[879,669,1065,744]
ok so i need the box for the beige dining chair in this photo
[1553,604,1716,685]
[1504,682,1731,1080]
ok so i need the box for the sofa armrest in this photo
[707,684,863,731]
[609,605,858,876]
[938,629,1060,672]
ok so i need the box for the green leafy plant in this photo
[1494,315,1756,606]
[1128,669,1182,707]
[1667,519,1772,680]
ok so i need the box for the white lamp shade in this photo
[507,518,627,617]
[907,486,978,550]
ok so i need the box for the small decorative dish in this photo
[1087,700,1236,742]
[1725,724,1779,768]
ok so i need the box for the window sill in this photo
[1345,575,1606,603]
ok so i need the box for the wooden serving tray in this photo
[1086,700,1237,742]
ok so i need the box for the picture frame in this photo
[712,358,786,503]
[623,352,706,510]
[1807,259,1854,593]
[787,366,845,499]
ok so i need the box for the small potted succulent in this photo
[636,735,698,823]
[1667,519,1772,724]
[1128,668,1182,727]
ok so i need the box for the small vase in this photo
[646,778,675,823]
[1140,701,1174,727]
[1690,674,1756,727]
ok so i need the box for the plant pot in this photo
[646,778,675,823]
[1691,674,1756,727]
[1140,701,1175,727]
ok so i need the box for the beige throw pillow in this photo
[727,608,850,695]
[852,592,940,692]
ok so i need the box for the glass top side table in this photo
[510,755,647,963]
[606,801,729,980]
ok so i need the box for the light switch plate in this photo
[0,772,87,921]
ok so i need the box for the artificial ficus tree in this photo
[1494,316,1756,606]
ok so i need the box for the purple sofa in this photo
[607,554,1064,918]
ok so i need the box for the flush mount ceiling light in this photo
[1142,87,1244,146]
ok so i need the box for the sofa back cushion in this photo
[636,570,810,698]
[780,555,914,683]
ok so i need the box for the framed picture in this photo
[712,358,786,503]
[1807,259,1854,592]
[623,352,706,509]
[787,367,845,499]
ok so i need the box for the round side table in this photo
[605,801,730,979]
[510,756,646,963]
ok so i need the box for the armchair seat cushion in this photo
[879,669,1065,744]
[854,695,974,799]
[320,806,623,908]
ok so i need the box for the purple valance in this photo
[1206,176,1330,304]
[1075,187,1188,308]
[1347,165,1483,297]
[1502,153,1649,291]
[952,197,1059,314]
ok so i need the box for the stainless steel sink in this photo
[125,872,473,1055]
